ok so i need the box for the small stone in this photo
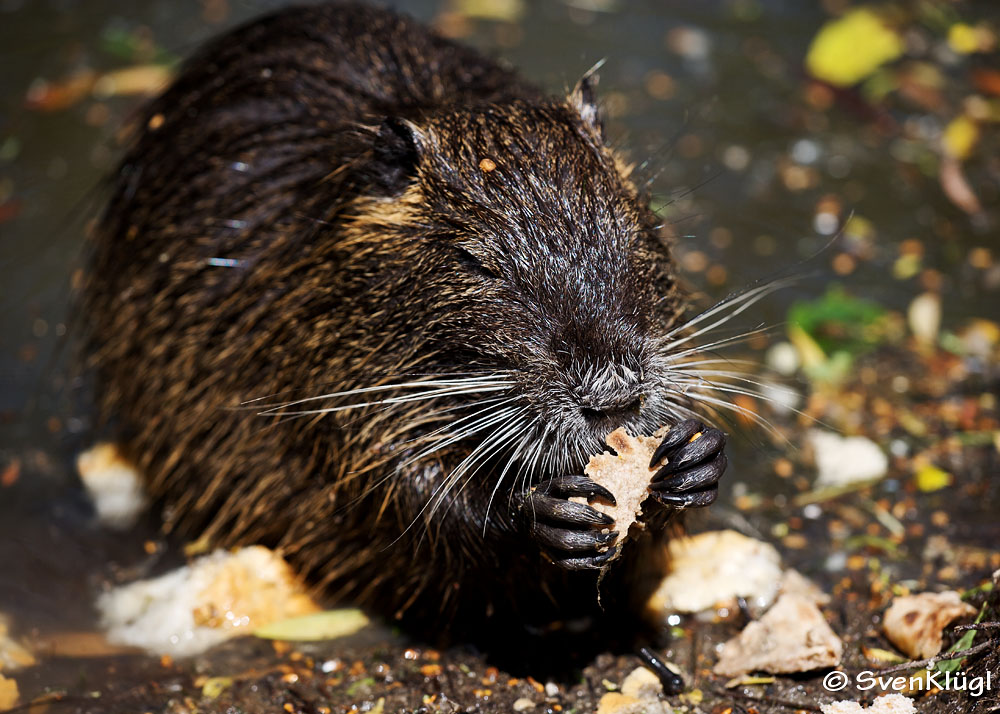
[512,697,535,711]
[543,682,558,697]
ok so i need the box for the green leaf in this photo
[935,602,986,673]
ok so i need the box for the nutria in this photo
[83,2,728,647]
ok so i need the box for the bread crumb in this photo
[648,530,783,615]
[620,666,662,699]
[99,546,319,657]
[714,593,843,676]
[820,693,915,714]
[883,591,976,659]
[76,442,147,528]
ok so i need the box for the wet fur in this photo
[84,3,691,642]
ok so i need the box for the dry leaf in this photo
[253,609,369,642]
[806,8,903,87]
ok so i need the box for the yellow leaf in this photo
[948,23,980,55]
[862,646,906,664]
[724,674,776,688]
[253,608,369,641]
[788,323,827,370]
[806,8,904,87]
[942,115,980,160]
[915,464,953,492]
[201,676,233,699]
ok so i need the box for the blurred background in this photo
[0,0,998,708]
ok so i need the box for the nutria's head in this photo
[336,81,692,477]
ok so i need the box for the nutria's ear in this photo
[569,62,605,139]
[368,117,424,196]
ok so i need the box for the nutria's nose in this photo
[580,396,642,425]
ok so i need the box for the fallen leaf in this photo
[0,674,17,709]
[914,464,952,492]
[862,646,906,664]
[971,68,1000,97]
[942,115,980,160]
[201,676,233,699]
[939,156,982,215]
[806,8,904,87]
[0,200,22,225]
[0,459,19,487]
[91,65,173,98]
[25,71,97,111]
[253,608,369,642]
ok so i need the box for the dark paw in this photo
[521,474,619,570]
[648,419,727,509]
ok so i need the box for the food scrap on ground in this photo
[595,666,668,714]
[646,529,784,615]
[713,593,844,677]
[821,693,916,714]
[883,591,977,659]
[809,429,889,488]
[98,546,319,657]
[76,442,147,529]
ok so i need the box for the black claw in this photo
[650,452,727,493]
[651,487,717,509]
[530,493,614,527]
[653,428,726,480]
[533,523,617,553]
[557,547,620,571]
[649,419,704,467]
[541,474,617,506]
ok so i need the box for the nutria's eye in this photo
[455,246,499,280]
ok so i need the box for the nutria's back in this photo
[84,2,724,648]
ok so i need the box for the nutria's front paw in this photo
[648,419,727,508]
[521,474,619,571]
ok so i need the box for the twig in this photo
[708,687,822,712]
[873,638,996,675]
[953,621,1000,632]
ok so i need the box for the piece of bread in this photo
[572,426,671,558]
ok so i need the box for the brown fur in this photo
[83,3,690,647]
